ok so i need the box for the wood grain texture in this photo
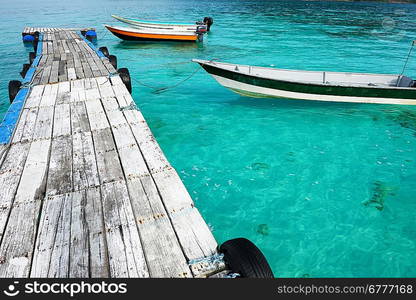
[0,139,51,277]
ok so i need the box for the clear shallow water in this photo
[1,0,416,277]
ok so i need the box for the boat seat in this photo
[397,76,414,87]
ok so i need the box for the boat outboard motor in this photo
[203,17,213,31]
[196,26,206,42]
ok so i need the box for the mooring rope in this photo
[399,40,415,78]
[130,66,201,94]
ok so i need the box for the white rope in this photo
[399,40,415,77]
[130,66,201,94]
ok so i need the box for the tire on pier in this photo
[85,30,97,41]
[9,80,22,103]
[117,68,132,94]
[22,35,35,42]
[29,52,36,65]
[219,238,274,278]
[109,55,117,69]
[20,64,31,78]
[99,46,110,57]
[203,17,214,31]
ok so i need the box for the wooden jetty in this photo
[0,27,222,278]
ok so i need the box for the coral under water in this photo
[257,224,270,236]
[362,181,396,211]
[250,162,270,171]
[389,110,416,136]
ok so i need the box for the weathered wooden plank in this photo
[102,58,117,73]
[70,101,90,133]
[94,57,109,76]
[53,104,71,137]
[110,77,129,94]
[101,180,149,277]
[24,86,45,108]
[13,139,51,205]
[125,110,170,173]
[0,143,30,240]
[30,193,71,277]
[84,78,101,100]
[58,60,68,82]
[39,83,58,107]
[101,97,120,112]
[56,81,71,105]
[39,61,52,84]
[46,135,72,196]
[92,128,124,184]
[72,132,100,191]
[0,139,51,277]
[152,168,218,260]
[126,176,192,277]
[85,99,109,131]
[70,187,109,277]
[32,106,54,140]
[106,109,127,127]
[111,124,149,179]
[115,94,131,108]
[68,68,77,80]
[49,60,60,83]
[70,79,86,102]
[18,108,39,143]
[11,108,29,143]
[66,54,75,70]
[97,77,116,98]
[82,61,93,78]
[30,85,46,98]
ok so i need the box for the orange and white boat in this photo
[104,24,206,42]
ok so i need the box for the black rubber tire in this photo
[85,31,97,42]
[118,68,132,94]
[29,52,36,65]
[219,238,274,278]
[9,80,22,103]
[99,46,110,57]
[20,64,31,78]
[109,55,117,69]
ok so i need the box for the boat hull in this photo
[112,15,198,31]
[105,25,199,42]
[198,63,416,105]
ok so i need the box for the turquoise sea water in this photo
[1,0,416,277]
